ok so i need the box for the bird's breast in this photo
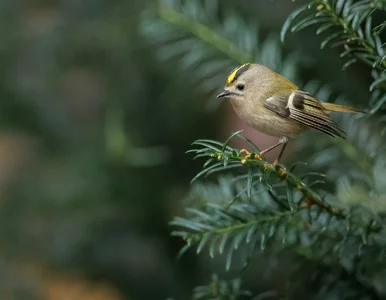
[230,100,306,138]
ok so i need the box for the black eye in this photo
[236,84,245,91]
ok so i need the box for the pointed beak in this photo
[216,90,231,99]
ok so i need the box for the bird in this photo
[216,63,363,166]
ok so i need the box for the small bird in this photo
[217,63,363,165]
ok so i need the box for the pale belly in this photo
[232,102,307,138]
[251,115,306,138]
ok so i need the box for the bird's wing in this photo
[263,90,346,138]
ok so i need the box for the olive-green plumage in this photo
[217,63,363,164]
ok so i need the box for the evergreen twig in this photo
[157,5,252,64]
[281,0,386,112]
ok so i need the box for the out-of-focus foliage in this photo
[171,274,253,300]
[2,0,386,299]
[0,0,215,299]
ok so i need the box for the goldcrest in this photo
[217,63,363,165]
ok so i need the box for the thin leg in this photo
[240,141,282,160]
[272,141,288,166]
[259,141,284,156]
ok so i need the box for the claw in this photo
[240,149,251,156]
[240,148,262,164]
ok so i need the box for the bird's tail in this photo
[321,103,365,113]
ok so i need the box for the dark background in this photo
[0,0,380,299]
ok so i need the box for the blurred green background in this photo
[0,0,381,299]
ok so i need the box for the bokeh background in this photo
[0,0,383,299]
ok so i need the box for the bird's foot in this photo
[240,149,262,164]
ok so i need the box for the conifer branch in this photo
[171,133,383,274]
[189,137,345,219]
[157,5,252,64]
[281,0,386,112]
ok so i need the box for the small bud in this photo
[278,168,287,177]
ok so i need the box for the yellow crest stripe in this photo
[226,63,251,84]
